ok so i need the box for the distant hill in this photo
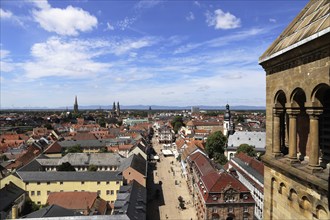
[1,105,265,111]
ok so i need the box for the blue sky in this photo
[1,0,308,108]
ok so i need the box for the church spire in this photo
[116,101,120,116]
[223,103,233,136]
[74,96,79,113]
[112,101,116,112]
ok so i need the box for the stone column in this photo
[273,109,283,156]
[306,109,323,171]
[287,109,300,162]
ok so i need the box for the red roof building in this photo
[47,191,107,215]
[226,152,264,220]
[186,152,255,220]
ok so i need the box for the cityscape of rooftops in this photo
[1,1,329,220]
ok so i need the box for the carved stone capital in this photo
[273,108,284,117]
[287,109,300,117]
[306,109,323,119]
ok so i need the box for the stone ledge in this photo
[261,154,328,192]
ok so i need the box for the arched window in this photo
[316,205,328,220]
[311,84,330,168]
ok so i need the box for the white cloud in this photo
[186,12,195,21]
[0,8,25,27]
[206,9,241,29]
[194,1,201,7]
[32,0,51,10]
[22,37,111,78]
[105,22,115,31]
[32,1,97,36]
[0,49,15,72]
[112,37,157,55]
[0,8,13,19]
[117,16,137,31]
[174,27,264,54]
[269,18,277,23]
[0,49,10,59]
[135,0,162,9]
[18,35,159,79]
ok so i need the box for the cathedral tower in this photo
[116,101,120,117]
[112,102,116,114]
[259,1,329,219]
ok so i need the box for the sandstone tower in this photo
[259,0,329,219]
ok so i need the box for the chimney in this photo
[11,204,18,219]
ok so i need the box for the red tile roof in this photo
[193,153,215,176]
[193,140,205,150]
[44,141,62,154]
[5,145,41,170]
[175,139,186,149]
[47,192,99,213]
[70,133,97,140]
[235,152,264,176]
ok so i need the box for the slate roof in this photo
[259,0,330,62]
[18,159,43,171]
[59,140,107,148]
[59,139,129,148]
[227,131,265,149]
[113,180,146,220]
[16,171,122,182]
[0,182,25,211]
[231,153,264,184]
[22,204,82,218]
[118,154,146,176]
[58,153,123,166]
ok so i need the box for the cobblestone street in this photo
[147,137,197,220]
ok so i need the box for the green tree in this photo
[98,118,106,127]
[236,144,256,157]
[65,144,83,154]
[237,115,245,123]
[22,200,40,215]
[171,116,184,134]
[58,162,76,171]
[205,131,227,161]
[99,147,108,153]
[214,153,228,165]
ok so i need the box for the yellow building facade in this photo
[1,172,122,205]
